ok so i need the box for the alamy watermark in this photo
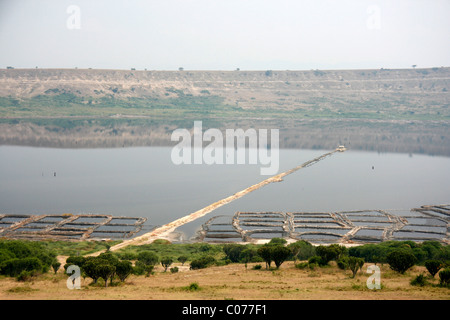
[366,5,381,30]
[366,265,381,289]
[66,265,81,289]
[66,5,81,30]
[171,121,279,175]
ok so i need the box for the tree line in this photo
[1,239,449,287]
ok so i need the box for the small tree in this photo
[97,252,120,285]
[178,255,188,266]
[271,246,291,269]
[257,246,273,269]
[240,248,258,269]
[96,263,116,287]
[52,261,61,274]
[116,260,133,282]
[424,260,442,277]
[438,268,450,286]
[141,264,154,277]
[387,250,416,274]
[348,257,365,278]
[308,255,327,267]
[288,242,302,264]
[161,257,173,272]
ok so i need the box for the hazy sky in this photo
[0,0,449,70]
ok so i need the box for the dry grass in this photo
[0,262,448,300]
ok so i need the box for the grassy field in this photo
[0,260,448,300]
[0,240,448,300]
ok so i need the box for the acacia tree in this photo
[52,261,61,274]
[96,263,116,287]
[240,248,258,269]
[257,244,291,269]
[178,256,188,266]
[82,259,101,284]
[424,260,442,277]
[271,246,291,269]
[348,257,365,278]
[257,246,273,269]
[161,257,173,272]
[116,260,133,282]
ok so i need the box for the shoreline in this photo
[104,149,343,254]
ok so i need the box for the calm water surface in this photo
[0,146,449,239]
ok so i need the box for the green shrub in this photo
[410,274,427,287]
[308,263,318,270]
[387,249,417,274]
[186,282,200,291]
[170,267,179,273]
[134,261,154,277]
[116,252,138,261]
[0,249,15,264]
[308,255,326,266]
[295,262,309,270]
[349,240,447,265]
[438,268,450,286]
[0,240,57,276]
[252,264,262,270]
[268,238,287,246]
[337,257,349,270]
[16,270,36,282]
[0,257,43,277]
[190,256,216,270]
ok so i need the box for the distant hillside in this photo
[0,67,449,155]
[0,67,449,113]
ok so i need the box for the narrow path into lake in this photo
[104,147,345,253]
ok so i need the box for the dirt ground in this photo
[0,261,448,300]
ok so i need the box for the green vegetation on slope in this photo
[1,90,448,129]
